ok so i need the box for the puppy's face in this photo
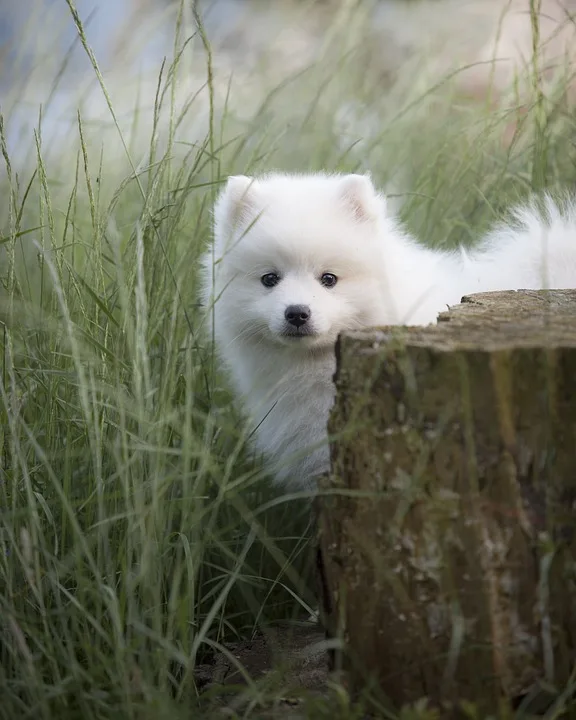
[206,173,388,350]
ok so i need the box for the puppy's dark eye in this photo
[320,273,338,288]
[261,272,281,288]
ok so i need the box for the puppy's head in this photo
[205,172,388,350]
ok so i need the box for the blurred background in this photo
[2,0,576,196]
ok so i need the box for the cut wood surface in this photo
[318,289,576,713]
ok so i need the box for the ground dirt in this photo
[194,620,343,717]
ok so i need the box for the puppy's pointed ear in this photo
[214,175,257,235]
[339,173,381,222]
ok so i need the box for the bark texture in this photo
[318,289,576,712]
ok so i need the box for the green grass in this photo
[2,1,576,717]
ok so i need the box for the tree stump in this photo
[318,289,576,713]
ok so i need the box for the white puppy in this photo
[201,173,576,490]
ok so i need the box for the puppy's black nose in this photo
[285,304,311,328]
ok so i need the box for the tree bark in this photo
[318,289,576,713]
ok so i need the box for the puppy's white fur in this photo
[201,173,576,489]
